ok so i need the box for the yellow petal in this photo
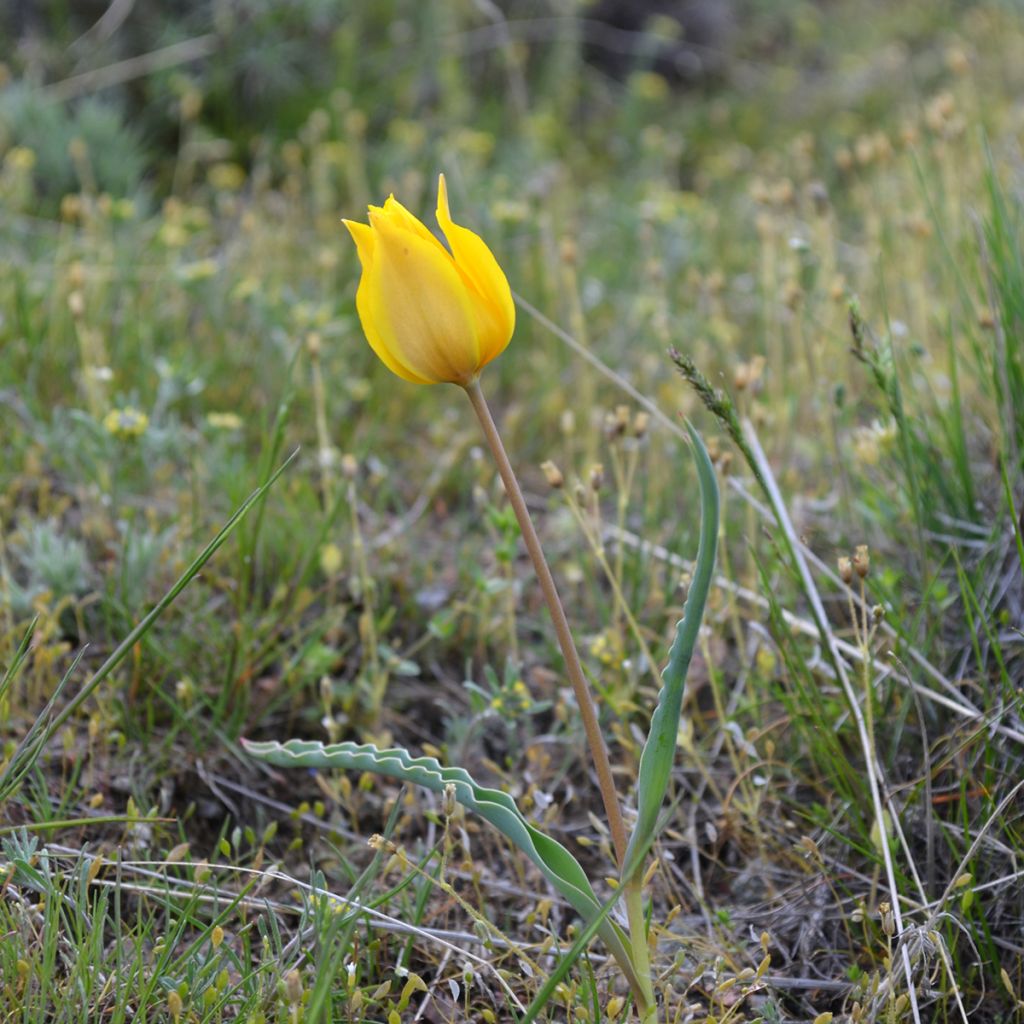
[342,218,375,267]
[435,174,515,365]
[346,217,429,382]
[355,267,433,384]
[374,195,447,256]
[362,212,481,384]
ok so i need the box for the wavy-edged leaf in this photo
[243,737,640,991]
[623,422,719,882]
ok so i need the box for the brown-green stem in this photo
[463,378,628,868]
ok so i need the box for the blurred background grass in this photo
[2,1,1024,1021]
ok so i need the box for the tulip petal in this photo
[374,195,448,256]
[342,218,375,267]
[435,174,515,365]
[346,219,432,384]
[355,282,434,384]
[364,212,482,384]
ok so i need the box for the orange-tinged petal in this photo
[363,212,482,384]
[435,174,515,365]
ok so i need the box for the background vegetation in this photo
[2,1,1023,1020]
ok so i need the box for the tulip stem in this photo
[463,378,629,869]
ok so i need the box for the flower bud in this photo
[343,175,514,385]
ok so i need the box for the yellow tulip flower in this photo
[343,174,515,385]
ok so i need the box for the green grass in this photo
[2,1,1024,1020]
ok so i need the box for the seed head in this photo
[441,782,457,818]
[341,453,359,479]
[540,460,564,489]
[853,544,870,578]
[879,901,895,936]
[838,556,854,586]
[284,969,303,1005]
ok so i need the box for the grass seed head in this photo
[838,556,854,585]
[853,544,870,578]
[540,460,564,488]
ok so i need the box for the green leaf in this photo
[623,422,719,883]
[0,616,37,706]
[243,737,641,992]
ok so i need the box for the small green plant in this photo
[3,520,90,617]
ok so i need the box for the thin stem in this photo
[463,378,629,868]
[624,882,657,1022]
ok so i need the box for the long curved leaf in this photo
[622,422,719,882]
[243,737,640,991]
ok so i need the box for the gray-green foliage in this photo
[242,736,642,995]
[3,519,90,615]
[0,85,148,203]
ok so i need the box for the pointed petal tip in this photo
[343,218,376,265]
[342,217,368,239]
[436,173,451,223]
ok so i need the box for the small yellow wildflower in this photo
[103,407,149,439]
[207,162,246,191]
[177,258,219,283]
[206,411,243,430]
[231,277,260,302]
[319,543,343,577]
[851,419,897,466]
[630,71,670,102]
[5,147,36,172]
[112,198,137,221]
